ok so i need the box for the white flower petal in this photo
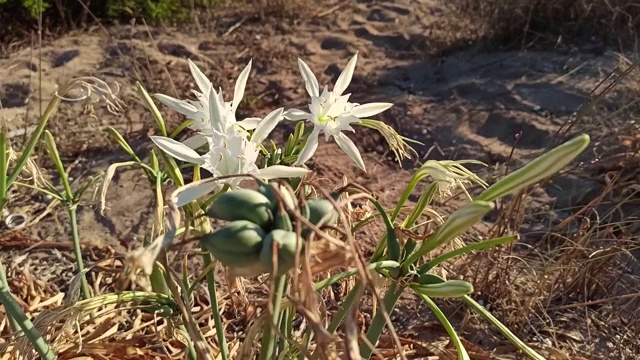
[173,179,221,207]
[351,102,393,118]
[154,94,199,118]
[237,117,261,130]
[283,108,310,121]
[232,60,252,113]
[182,134,209,149]
[209,86,225,133]
[257,165,311,180]
[188,60,212,95]
[151,136,205,165]
[334,53,358,96]
[295,127,320,166]
[297,59,320,98]
[334,132,366,171]
[252,108,284,145]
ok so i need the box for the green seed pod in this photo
[258,182,297,213]
[206,189,274,228]
[200,220,266,266]
[206,246,263,269]
[274,210,293,232]
[303,198,339,227]
[259,229,302,276]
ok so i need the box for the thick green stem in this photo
[156,253,198,360]
[260,275,287,360]
[0,264,20,333]
[0,271,56,360]
[69,208,91,300]
[201,247,229,360]
[277,281,292,355]
[359,282,404,359]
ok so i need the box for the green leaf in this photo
[0,132,8,211]
[170,119,196,139]
[477,134,590,202]
[411,280,474,298]
[418,234,518,273]
[137,82,168,137]
[44,130,74,200]
[403,201,495,267]
[417,294,471,360]
[106,127,141,162]
[463,295,545,360]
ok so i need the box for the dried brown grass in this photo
[453,62,640,358]
[457,0,640,49]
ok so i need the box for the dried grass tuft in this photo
[457,0,640,48]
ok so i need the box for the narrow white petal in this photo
[209,86,225,133]
[151,136,205,165]
[237,117,261,130]
[297,59,320,97]
[334,132,366,171]
[182,134,209,149]
[188,60,212,94]
[283,108,310,121]
[351,102,393,118]
[257,165,311,180]
[154,94,199,118]
[294,128,320,166]
[252,108,284,144]
[173,179,221,207]
[333,53,358,96]
[232,60,252,113]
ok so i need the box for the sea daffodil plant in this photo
[151,54,408,206]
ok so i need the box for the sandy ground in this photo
[1,0,638,358]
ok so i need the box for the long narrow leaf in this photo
[403,201,495,267]
[370,200,400,261]
[106,127,141,162]
[462,295,545,360]
[44,130,73,200]
[417,294,470,360]
[419,235,519,273]
[0,132,8,210]
[7,96,61,187]
[137,82,168,137]
[477,134,589,202]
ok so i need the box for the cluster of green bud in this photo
[200,182,340,276]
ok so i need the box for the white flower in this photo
[151,107,311,191]
[284,53,393,171]
[154,59,260,149]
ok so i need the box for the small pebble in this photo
[532,105,542,112]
